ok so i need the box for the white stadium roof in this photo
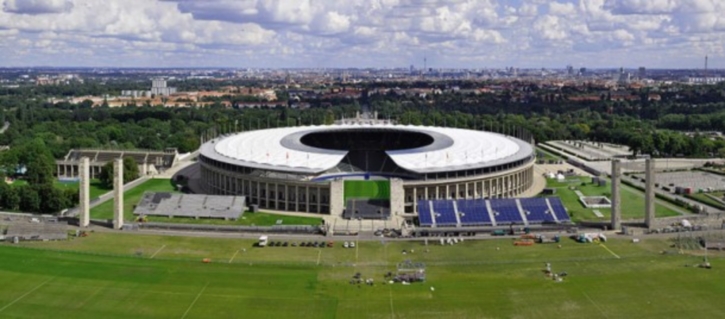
[201,124,532,174]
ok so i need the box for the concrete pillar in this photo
[610,160,621,231]
[305,186,310,213]
[412,188,417,213]
[113,158,124,229]
[389,178,405,218]
[329,179,344,216]
[79,157,90,227]
[645,158,656,228]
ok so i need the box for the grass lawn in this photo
[8,179,110,199]
[54,179,110,199]
[90,178,177,220]
[546,177,682,222]
[4,232,725,318]
[536,147,563,161]
[687,192,725,210]
[146,211,323,226]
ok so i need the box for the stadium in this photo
[196,116,554,228]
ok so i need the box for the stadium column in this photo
[284,184,288,211]
[266,182,270,209]
[113,158,124,230]
[412,188,417,212]
[295,185,299,211]
[274,183,279,210]
[305,186,310,213]
[645,158,656,228]
[610,160,621,231]
[79,157,90,227]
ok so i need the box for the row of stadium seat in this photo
[418,197,571,227]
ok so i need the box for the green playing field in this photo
[2,232,725,318]
[344,180,390,201]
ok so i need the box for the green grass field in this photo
[546,177,683,222]
[146,212,323,226]
[54,179,111,199]
[536,147,562,161]
[344,180,390,201]
[9,179,110,199]
[3,232,725,318]
[687,192,725,210]
[90,179,178,220]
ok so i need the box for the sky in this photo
[0,0,724,69]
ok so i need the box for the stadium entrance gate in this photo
[343,180,391,220]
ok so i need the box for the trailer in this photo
[258,235,269,247]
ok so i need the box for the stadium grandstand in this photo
[56,148,178,179]
[417,197,571,228]
[134,192,246,220]
[5,223,67,241]
[190,112,537,230]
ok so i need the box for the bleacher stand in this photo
[489,199,523,224]
[519,198,557,223]
[456,199,492,226]
[431,200,457,226]
[5,223,67,241]
[546,197,571,222]
[134,192,246,220]
[418,201,435,226]
[417,197,571,227]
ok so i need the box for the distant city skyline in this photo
[1,0,724,69]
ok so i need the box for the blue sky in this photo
[0,0,723,68]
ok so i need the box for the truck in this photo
[258,235,268,247]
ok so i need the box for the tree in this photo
[99,157,140,188]
[18,185,40,212]
[2,187,20,211]
[36,185,68,214]
[98,161,114,188]
[123,157,140,182]
[15,138,56,186]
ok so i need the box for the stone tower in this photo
[610,160,621,231]
[113,158,124,229]
[645,158,655,228]
[79,157,90,227]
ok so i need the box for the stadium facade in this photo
[197,119,535,221]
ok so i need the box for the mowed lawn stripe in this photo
[180,282,208,319]
[0,277,55,313]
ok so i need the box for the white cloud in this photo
[3,0,73,14]
[548,2,577,16]
[0,0,723,67]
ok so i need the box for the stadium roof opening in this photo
[202,124,532,174]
